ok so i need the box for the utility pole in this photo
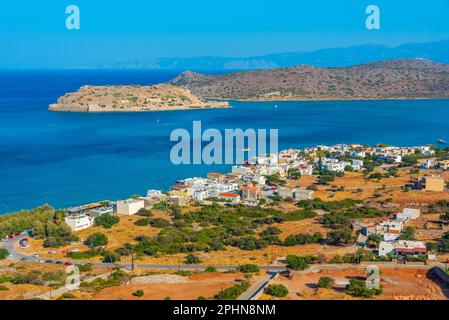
[131,245,135,271]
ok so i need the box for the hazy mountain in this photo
[96,39,449,70]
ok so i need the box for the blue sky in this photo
[1,0,449,68]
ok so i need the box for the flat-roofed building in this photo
[294,189,315,201]
[116,199,145,216]
[422,176,445,192]
[64,214,93,232]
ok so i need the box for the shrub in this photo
[0,285,9,291]
[345,279,382,297]
[264,284,288,297]
[137,208,153,217]
[185,254,200,264]
[317,276,334,288]
[77,263,93,273]
[214,281,250,300]
[134,218,149,226]
[236,264,260,273]
[133,290,144,297]
[58,293,75,300]
[148,218,171,228]
[205,266,217,273]
[0,248,9,260]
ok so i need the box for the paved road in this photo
[3,235,446,273]
[238,272,278,300]
[1,235,286,272]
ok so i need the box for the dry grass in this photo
[272,268,448,300]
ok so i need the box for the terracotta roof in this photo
[208,172,224,176]
[219,193,240,198]
[388,230,401,234]
[240,186,258,192]
[171,184,189,190]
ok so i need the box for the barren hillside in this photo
[169,59,449,101]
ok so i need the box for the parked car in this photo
[64,262,73,266]
[70,248,80,252]
[55,261,64,265]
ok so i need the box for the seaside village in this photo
[62,144,449,262]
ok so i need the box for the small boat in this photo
[438,138,446,145]
[242,148,252,152]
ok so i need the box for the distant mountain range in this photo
[95,39,449,70]
[168,59,449,101]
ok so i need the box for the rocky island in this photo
[49,84,229,112]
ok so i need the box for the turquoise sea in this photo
[1,70,449,214]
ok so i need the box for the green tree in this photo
[286,255,309,271]
[288,168,302,180]
[367,234,382,248]
[327,229,354,246]
[102,251,117,263]
[94,214,119,229]
[87,233,108,248]
[400,227,416,241]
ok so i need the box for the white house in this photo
[218,193,241,203]
[116,199,145,216]
[147,190,163,197]
[193,190,209,201]
[294,189,315,200]
[378,241,396,256]
[396,208,421,222]
[64,215,93,232]
[383,231,401,242]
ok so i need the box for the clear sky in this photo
[1,0,449,68]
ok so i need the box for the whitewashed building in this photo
[116,199,145,216]
[64,215,93,232]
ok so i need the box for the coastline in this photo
[207,96,449,103]
[1,142,447,216]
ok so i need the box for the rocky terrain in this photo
[169,59,449,101]
[49,84,229,112]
